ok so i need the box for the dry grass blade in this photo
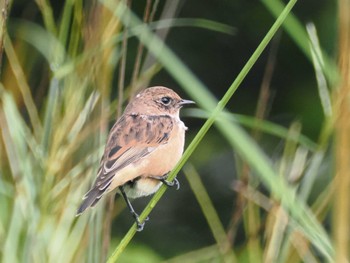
[0,0,9,75]
[4,34,42,137]
[333,0,350,261]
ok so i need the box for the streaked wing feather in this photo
[77,114,173,215]
[97,146,155,189]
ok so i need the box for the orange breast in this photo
[107,120,186,194]
[141,119,186,176]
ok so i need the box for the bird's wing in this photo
[77,114,173,214]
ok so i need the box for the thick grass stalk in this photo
[34,0,57,36]
[333,0,350,261]
[104,0,305,262]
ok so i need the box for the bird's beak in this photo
[179,99,195,106]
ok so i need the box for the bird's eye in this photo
[160,96,172,105]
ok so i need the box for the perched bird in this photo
[76,86,194,231]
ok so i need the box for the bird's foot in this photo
[161,177,180,190]
[131,211,149,232]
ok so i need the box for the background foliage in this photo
[1,0,348,262]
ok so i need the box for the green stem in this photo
[104,0,298,262]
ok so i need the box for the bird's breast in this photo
[144,119,186,175]
[124,120,186,198]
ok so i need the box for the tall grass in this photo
[1,1,119,262]
[0,0,345,262]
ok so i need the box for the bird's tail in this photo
[76,186,107,216]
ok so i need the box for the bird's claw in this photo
[132,211,149,232]
[161,177,180,190]
[136,221,145,232]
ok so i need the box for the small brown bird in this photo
[77,86,194,231]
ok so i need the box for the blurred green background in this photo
[1,0,346,262]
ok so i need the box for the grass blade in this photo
[100,1,336,262]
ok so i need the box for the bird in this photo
[76,86,195,231]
